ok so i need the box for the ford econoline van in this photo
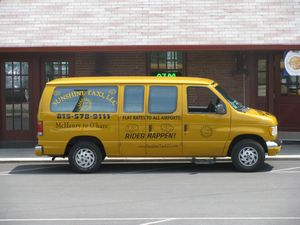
[35,76,281,172]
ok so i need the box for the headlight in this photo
[269,126,277,136]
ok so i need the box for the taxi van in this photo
[35,76,281,172]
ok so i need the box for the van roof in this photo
[47,76,215,85]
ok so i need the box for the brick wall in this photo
[186,51,248,104]
[98,52,147,76]
[75,52,147,76]
[1,1,299,47]
[75,53,97,76]
[74,51,248,104]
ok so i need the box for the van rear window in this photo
[50,86,118,112]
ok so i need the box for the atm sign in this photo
[156,73,177,77]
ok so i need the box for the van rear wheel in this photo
[68,141,102,173]
[231,139,265,172]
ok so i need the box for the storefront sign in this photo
[156,73,177,77]
[284,51,300,76]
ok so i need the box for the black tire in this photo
[231,139,265,172]
[68,141,102,173]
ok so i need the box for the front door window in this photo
[5,62,29,131]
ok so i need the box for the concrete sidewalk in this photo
[0,144,299,162]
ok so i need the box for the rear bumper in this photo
[266,139,282,156]
[34,145,43,156]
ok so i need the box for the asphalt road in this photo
[0,160,300,225]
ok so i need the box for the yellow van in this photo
[35,76,281,172]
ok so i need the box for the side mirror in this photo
[215,103,226,114]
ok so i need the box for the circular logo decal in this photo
[200,126,213,137]
[284,51,300,76]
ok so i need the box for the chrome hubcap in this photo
[238,147,258,167]
[75,148,95,169]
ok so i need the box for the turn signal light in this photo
[269,126,277,137]
[37,121,43,136]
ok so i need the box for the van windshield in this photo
[215,85,248,112]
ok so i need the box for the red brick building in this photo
[0,1,300,146]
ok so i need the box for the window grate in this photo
[149,51,183,76]
[45,61,69,82]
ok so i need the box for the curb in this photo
[1,156,300,163]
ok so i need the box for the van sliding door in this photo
[119,85,146,156]
[145,85,182,156]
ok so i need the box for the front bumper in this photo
[266,139,282,156]
[34,145,43,156]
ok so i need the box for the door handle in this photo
[184,124,188,132]
[149,124,153,132]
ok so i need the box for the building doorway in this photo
[0,58,39,142]
[254,53,300,131]
[274,55,300,131]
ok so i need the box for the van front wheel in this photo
[68,141,102,173]
[231,139,265,172]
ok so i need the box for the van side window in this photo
[149,86,177,114]
[50,86,118,112]
[124,86,144,113]
[187,86,219,113]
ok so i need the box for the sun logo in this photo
[79,97,92,111]
[200,126,213,137]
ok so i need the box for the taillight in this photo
[37,121,43,136]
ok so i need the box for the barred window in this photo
[45,61,69,82]
[149,51,183,76]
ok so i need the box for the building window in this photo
[281,58,300,95]
[149,51,183,76]
[257,59,267,97]
[45,61,69,82]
